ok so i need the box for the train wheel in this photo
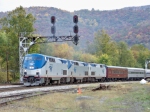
[48,78,51,85]
[42,83,46,86]
[101,78,105,82]
[70,77,74,84]
[60,77,67,84]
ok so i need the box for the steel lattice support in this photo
[145,59,150,79]
[19,34,35,82]
[145,59,150,69]
[19,33,79,82]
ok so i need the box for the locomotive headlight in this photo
[24,75,28,78]
[29,66,34,69]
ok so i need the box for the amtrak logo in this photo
[49,65,53,72]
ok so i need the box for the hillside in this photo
[0,5,150,48]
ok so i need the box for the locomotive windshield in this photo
[23,54,46,69]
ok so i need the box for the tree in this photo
[0,6,36,81]
[79,53,97,63]
[40,43,74,59]
[53,43,74,59]
[93,30,118,65]
[131,44,150,68]
[117,41,135,67]
[85,41,97,55]
[0,31,11,82]
[98,54,111,65]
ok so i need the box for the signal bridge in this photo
[19,15,79,82]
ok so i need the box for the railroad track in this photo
[0,81,139,93]
[0,87,78,107]
[0,91,51,107]
[0,85,57,93]
[0,82,100,107]
[0,81,139,107]
[0,86,27,92]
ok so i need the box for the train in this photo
[22,53,150,86]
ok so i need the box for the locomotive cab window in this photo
[73,62,79,66]
[49,58,55,62]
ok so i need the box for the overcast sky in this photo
[0,0,150,12]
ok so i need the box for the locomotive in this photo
[22,53,150,86]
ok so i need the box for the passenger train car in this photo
[23,53,150,86]
[145,69,150,80]
[106,66,128,81]
[127,67,145,80]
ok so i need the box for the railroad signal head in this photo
[51,26,56,34]
[73,35,79,45]
[73,25,78,34]
[73,15,78,23]
[51,16,56,24]
[74,35,79,41]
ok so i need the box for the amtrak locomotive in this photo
[23,53,150,86]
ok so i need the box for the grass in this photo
[0,82,150,112]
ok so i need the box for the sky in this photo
[0,0,150,12]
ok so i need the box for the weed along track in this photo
[0,82,149,112]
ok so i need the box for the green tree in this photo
[40,43,74,59]
[94,30,118,65]
[0,6,36,81]
[0,31,11,82]
[117,41,135,67]
[131,44,150,68]
[79,53,97,63]
[53,43,74,59]
[85,41,97,55]
[40,43,54,56]
[98,54,111,65]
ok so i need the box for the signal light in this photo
[51,26,56,34]
[73,35,79,45]
[73,25,78,34]
[73,15,78,23]
[74,35,79,41]
[51,16,56,24]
